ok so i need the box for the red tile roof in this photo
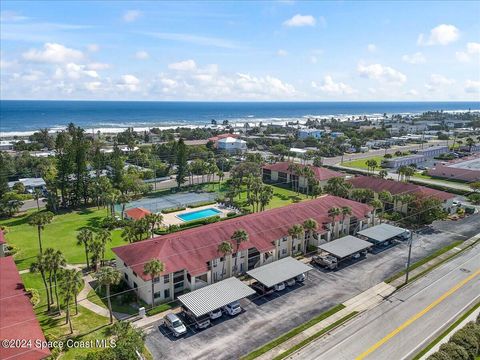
[125,207,151,220]
[113,195,372,279]
[0,256,51,360]
[348,176,455,201]
[263,162,345,182]
[0,229,5,245]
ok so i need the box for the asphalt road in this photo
[288,240,480,360]
[144,214,479,360]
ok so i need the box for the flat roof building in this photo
[246,257,313,288]
[428,154,480,182]
[318,235,372,260]
[357,223,409,244]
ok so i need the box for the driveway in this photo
[144,213,479,360]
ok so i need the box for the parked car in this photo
[285,278,296,287]
[274,282,286,291]
[209,309,222,320]
[183,310,210,330]
[164,313,187,337]
[296,273,306,282]
[251,282,274,295]
[223,301,242,316]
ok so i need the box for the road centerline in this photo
[355,268,480,360]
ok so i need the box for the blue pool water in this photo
[177,208,221,222]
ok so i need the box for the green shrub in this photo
[226,211,238,217]
[439,342,470,360]
[146,302,176,316]
[26,288,40,306]
[162,206,186,214]
[450,329,479,359]
[427,351,451,360]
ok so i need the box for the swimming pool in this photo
[177,208,222,222]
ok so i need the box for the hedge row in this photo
[189,200,217,208]
[161,206,187,214]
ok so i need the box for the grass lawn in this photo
[204,182,308,211]
[0,207,126,270]
[342,155,387,170]
[87,287,144,315]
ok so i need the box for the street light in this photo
[404,230,414,285]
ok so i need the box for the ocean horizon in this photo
[1,100,479,137]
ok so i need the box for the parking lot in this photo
[144,213,480,360]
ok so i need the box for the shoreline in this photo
[1,108,479,140]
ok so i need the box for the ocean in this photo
[1,100,479,137]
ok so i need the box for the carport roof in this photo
[177,277,255,317]
[247,256,313,288]
[318,236,372,259]
[357,224,407,243]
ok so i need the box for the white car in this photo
[164,313,187,337]
[223,301,242,316]
[209,309,222,320]
[296,273,306,283]
[285,278,296,287]
[274,282,286,291]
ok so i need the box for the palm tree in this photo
[143,259,165,308]
[59,269,82,333]
[28,211,54,254]
[302,218,318,248]
[327,207,341,237]
[259,185,274,211]
[30,253,52,312]
[47,249,66,314]
[70,270,83,315]
[341,206,352,234]
[118,193,131,220]
[369,199,383,225]
[217,241,233,279]
[466,137,475,152]
[95,229,111,267]
[144,213,163,238]
[95,266,122,323]
[378,190,393,218]
[33,188,42,211]
[288,224,305,253]
[231,229,248,273]
[89,238,103,271]
[77,228,93,269]
[378,170,388,179]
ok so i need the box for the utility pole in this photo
[404,231,413,285]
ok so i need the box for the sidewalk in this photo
[131,306,182,330]
[255,282,396,360]
[390,233,480,288]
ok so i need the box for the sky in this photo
[1,1,479,101]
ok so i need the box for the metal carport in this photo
[246,256,313,288]
[177,277,255,318]
[357,223,408,244]
[318,235,372,260]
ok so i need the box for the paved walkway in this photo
[78,273,110,318]
[390,233,480,288]
[254,282,396,360]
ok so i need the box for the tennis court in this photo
[116,191,218,214]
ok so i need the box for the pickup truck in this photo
[312,252,338,270]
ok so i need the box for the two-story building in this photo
[112,195,373,305]
[262,162,346,189]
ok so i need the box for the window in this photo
[282,248,287,255]
[123,262,127,267]
[153,276,160,283]
[132,271,137,278]
[164,289,170,299]
[282,237,287,242]
[163,275,170,283]
[174,282,183,289]
[154,291,161,299]
[124,273,129,281]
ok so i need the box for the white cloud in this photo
[367,44,377,53]
[277,49,288,57]
[123,10,142,23]
[23,43,84,63]
[310,56,318,64]
[168,59,197,71]
[118,74,140,91]
[464,80,480,93]
[54,63,99,80]
[283,14,316,27]
[135,51,149,60]
[456,42,480,62]
[311,76,355,95]
[87,62,110,70]
[235,73,296,97]
[466,42,480,54]
[402,52,426,64]
[358,63,407,84]
[21,70,44,81]
[84,81,102,91]
[87,44,100,52]
[405,89,419,96]
[0,11,28,22]
[456,51,470,62]
[141,31,239,49]
[417,24,459,46]
[425,74,454,91]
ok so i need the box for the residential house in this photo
[298,129,324,139]
[112,195,373,305]
[124,207,151,221]
[217,137,247,154]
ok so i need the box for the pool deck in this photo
[161,204,232,226]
